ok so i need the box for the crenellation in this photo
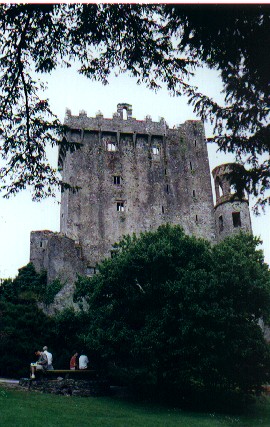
[30,103,252,312]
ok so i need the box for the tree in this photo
[0,264,84,376]
[75,225,270,396]
[0,4,270,207]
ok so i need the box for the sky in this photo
[0,65,269,279]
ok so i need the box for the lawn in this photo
[1,386,270,427]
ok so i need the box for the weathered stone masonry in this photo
[30,103,252,309]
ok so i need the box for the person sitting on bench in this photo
[30,350,48,379]
[79,351,89,370]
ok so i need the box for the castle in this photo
[30,103,252,308]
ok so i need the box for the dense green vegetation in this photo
[74,226,270,397]
[1,225,270,409]
[1,386,270,427]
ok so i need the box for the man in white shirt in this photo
[43,346,54,370]
[79,351,89,370]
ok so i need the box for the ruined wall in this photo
[59,104,216,268]
[212,163,252,241]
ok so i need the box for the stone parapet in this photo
[64,103,168,136]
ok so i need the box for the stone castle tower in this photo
[30,103,252,302]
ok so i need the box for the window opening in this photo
[194,140,197,147]
[219,215,224,232]
[164,168,167,175]
[107,142,116,152]
[86,267,96,276]
[117,202,124,212]
[230,184,236,195]
[162,206,164,214]
[40,241,43,248]
[113,176,121,185]
[195,215,198,222]
[166,184,169,193]
[152,146,160,155]
[232,212,241,227]
[218,183,224,197]
[123,108,127,120]
[193,190,196,197]
[190,161,193,170]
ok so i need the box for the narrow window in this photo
[107,142,116,152]
[190,161,193,170]
[194,139,197,147]
[166,184,169,193]
[152,146,160,155]
[162,206,164,214]
[40,241,43,248]
[164,168,167,175]
[193,190,196,197]
[86,267,96,276]
[219,215,224,232]
[113,176,121,185]
[123,108,127,120]
[219,183,224,197]
[230,184,236,195]
[117,202,124,212]
[232,212,241,227]
[195,215,198,222]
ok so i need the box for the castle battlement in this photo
[64,103,169,136]
[30,103,252,312]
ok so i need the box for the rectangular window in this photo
[117,202,124,212]
[232,212,241,227]
[107,142,116,152]
[190,161,193,170]
[113,176,121,185]
[193,190,196,197]
[86,267,96,276]
[162,206,164,214]
[195,214,198,222]
[166,184,169,193]
[152,146,160,155]
[219,215,224,232]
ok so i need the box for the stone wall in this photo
[29,104,253,313]
[212,163,252,241]
[59,104,216,268]
[19,377,110,397]
[30,231,86,313]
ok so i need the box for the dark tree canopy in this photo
[75,225,270,395]
[0,4,269,207]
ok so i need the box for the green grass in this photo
[1,386,270,427]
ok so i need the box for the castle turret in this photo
[212,163,252,241]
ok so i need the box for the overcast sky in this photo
[0,65,269,279]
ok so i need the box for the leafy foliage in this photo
[75,225,270,395]
[0,263,47,303]
[42,278,63,306]
[0,299,54,378]
[0,265,84,376]
[0,4,269,206]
